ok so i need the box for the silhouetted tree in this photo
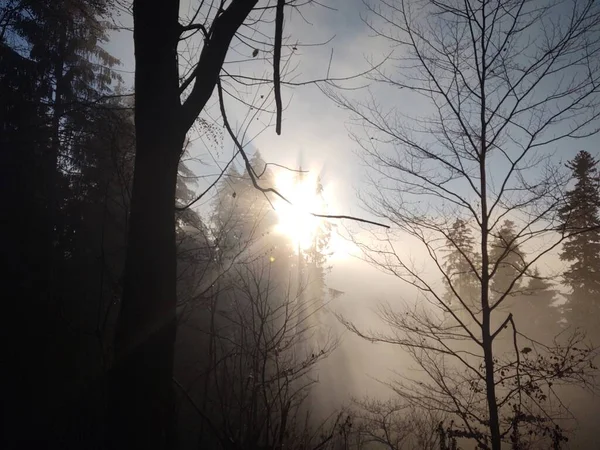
[1,1,122,446]
[109,3,290,445]
[8,0,120,237]
[330,0,600,448]
[113,0,378,443]
[347,398,445,449]
[558,151,600,338]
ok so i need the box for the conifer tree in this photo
[302,175,332,313]
[2,1,123,445]
[212,152,281,258]
[490,220,525,301]
[558,150,600,336]
[442,218,480,313]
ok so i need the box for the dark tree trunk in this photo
[481,216,502,450]
[106,137,181,448]
[106,0,183,448]
[106,0,262,447]
[480,136,501,450]
[482,309,501,450]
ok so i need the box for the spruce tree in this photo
[443,218,480,312]
[2,1,123,445]
[490,220,525,302]
[558,150,600,336]
[212,152,280,257]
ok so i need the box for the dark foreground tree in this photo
[109,2,347,447]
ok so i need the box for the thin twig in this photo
[508,315,522,409]
[256,162,308,179]
[175,150,239,211]
[326,47,334,79]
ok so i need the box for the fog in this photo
[4,0,600,449]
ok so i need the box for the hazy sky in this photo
[107,0,401,218]
[103,3,600,434]
[103,0,600,308]
[106,0,598,217]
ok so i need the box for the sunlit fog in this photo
[4,0,600,449]
[274,170,326,251]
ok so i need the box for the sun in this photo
[273,171,322,252]
[273,170,356,259]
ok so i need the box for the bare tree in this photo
[327,0,600,448]
[174,253,341,449]
[345,398,445,450]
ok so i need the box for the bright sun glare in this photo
[273,171,354,259]
[273,171,322,252]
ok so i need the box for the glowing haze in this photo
[273,170,324,251]
[273,169,354,259]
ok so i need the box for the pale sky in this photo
[103,2,600,431]
[107,3,600,268]
[107,0,406,218]
[104,0,600,297]
[106,0,598,217]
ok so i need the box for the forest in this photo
[2,0,600,449]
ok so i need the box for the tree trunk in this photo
[481,235,502,450]
[482,309,501,450]
[106,0,183,448]
[106,0,265,446]
[106,136,181,448]
[481,212,501,450]
[482,225,502,450]
[480,123,501,449]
